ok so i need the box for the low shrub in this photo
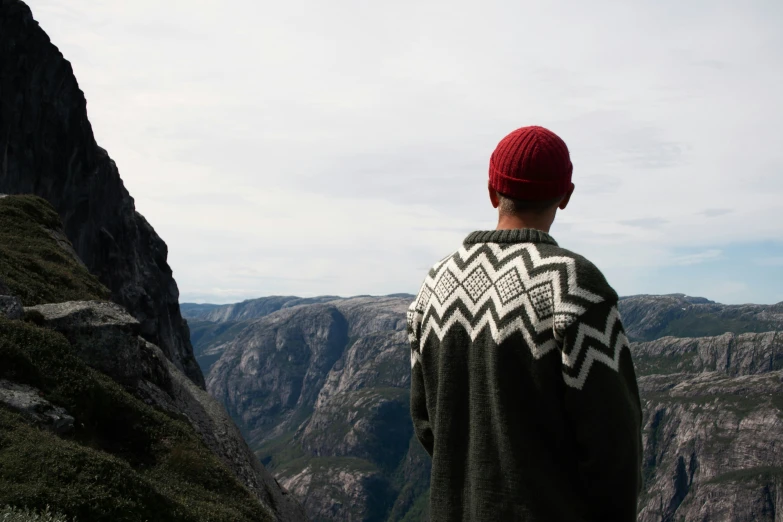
[0,505,72,522]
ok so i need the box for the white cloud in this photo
[29,0,783,304]
[669,249,723,266]
[755,257,783,267]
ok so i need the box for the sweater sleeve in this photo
[559,299,643,522]
[407,301,434,456]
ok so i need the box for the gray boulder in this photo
[25,301,145,386]
[0,379,74,434]
[0,295,23,320]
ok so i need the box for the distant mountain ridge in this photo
[182,292,783,343]
[182,294,415,324]
[182,296,344,323]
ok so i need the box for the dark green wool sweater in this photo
[407,229,643,522]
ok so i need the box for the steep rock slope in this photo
[202,293,783,521]
[0,0,203,387]
[0,195,308,521]
[206,297,420,521]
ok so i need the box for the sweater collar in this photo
[463,228,558,247]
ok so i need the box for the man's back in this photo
[407,123,645,522]
[407,228,642,521]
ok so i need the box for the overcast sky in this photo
[32,0,782,305]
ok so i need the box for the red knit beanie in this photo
[489,126,574,201]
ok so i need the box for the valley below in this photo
[184,293,783,522]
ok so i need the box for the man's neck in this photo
[496,214,554,234]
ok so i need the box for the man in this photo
[407,126,643,521]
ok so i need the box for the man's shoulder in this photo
[408,250,458,313]
[534,243,619,303]
[428,251,456,274]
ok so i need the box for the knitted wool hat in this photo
[489,126,574,201]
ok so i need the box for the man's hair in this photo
[497,192,564,216]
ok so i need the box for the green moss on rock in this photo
[0,316,272,521]
[0,195,110,306]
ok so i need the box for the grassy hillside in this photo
[617,294,782,342]
[650,311,777,339]
[0,195,272,522]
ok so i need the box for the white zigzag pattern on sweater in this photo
[408,243,606,372]
[561,305,629,390]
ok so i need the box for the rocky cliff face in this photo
[633,331,783,521]
[196,294,783,522]
[0,0,203,388]
[203,297,420,521]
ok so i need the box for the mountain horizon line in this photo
[182,292,783,308]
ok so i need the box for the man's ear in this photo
[488,183,500,209]
[559,183,575,210]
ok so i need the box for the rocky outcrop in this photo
[25,301,148,386]
[632,330,782,376]
[281,463,392,522]
[24,300,308,522]
[0,0,203,388]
